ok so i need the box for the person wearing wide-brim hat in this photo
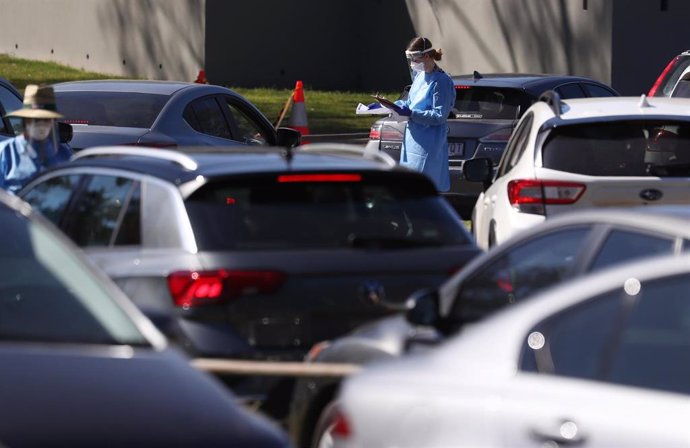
[0,84,73,193]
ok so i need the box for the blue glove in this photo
[393,104,412,117]
[367,102,382,110]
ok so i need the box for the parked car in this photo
[0,76,23,140]
[52,80,300,150]
[648,49,690,97]
[366,73,619,218]
[17,143,480,419]
[289,205,690,448]
[335,252,690,447]
[0,189,289,447]
[465,92,690,250]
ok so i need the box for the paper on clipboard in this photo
[355,103,391,115]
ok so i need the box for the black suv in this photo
[366,73,619,218]
[18,144,480,418]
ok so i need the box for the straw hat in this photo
[5,84,63,119]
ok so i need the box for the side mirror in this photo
[57,121,73,144]
[276,127,301,148]
[404,288,441,327]
[462,157,494,190]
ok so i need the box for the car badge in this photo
[639,188,663,201]
[359,280,386,306]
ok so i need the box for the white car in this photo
[465,93,690,249]
[333,253,690,448]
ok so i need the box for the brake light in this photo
[369,123,382,140]
[455,85,471,90]
[278,174,362,183]
[479,128,513,142]
[507,179,586,215]
[167,270,285,308]
[648,55,679,97]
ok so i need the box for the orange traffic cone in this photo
[194,69,208,84]
[289,80,310,141]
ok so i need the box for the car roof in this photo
[52,79,202,95]
[551,95,690,121]
[452,73,611,91]
[63,146,409,186]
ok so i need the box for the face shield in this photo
[405,48,433,80]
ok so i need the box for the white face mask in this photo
[25,121,53,141]
[410,61,425,72]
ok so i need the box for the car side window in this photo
[589,229,676,271]
[496,112,533,178]
[21,174,83,226]
[221,98,269,145]
[184,97,232,139]
[64,175,141,247]
[449,227,590,325]
[554,83,585,99]
[582,83,617,97]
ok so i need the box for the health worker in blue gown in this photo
[393,37,455,192]
[0,84,73,194]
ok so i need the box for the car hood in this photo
[0,344,288,447]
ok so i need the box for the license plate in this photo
[449,142,464,157]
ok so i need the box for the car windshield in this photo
[0,206,149,346]
[56,91,168,128]
[185,173,472,250]
[453,86,527,120]
[543,120,690,177]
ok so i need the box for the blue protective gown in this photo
[0,135,73,194]
[397,67,455,192]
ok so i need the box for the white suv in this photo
[464,92,690,249]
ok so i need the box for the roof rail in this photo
[538,90,563,118]
[71,146,198,171]
[297,143,397,167]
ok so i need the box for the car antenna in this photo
[473,70,483,80]
[639,94,653,108]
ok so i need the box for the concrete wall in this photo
[0,0,688,95]
[0,0,205,82]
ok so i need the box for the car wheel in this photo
[311,401,340,448]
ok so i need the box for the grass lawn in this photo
[0,54,399,135]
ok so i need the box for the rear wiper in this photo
[346,235,442,249]
[649,162,690,176]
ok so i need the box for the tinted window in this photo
[656,57,690,97]
[65,175,139,247]
[56,91,168,128]
[497,112,533,177]
[582,83,616,97]
[21,174,82,226]
[555,83,585,99]
[520,291,622,378]
[0,206,147,345]
[542,120,690,176]
[186,173,471,250]
[672,79,690,98]
[450,227,589,324]
[222,98,269,145]
[590,229,676,271]
[453,87,528,120]
[184,97,232,139]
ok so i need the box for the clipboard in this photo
[370,94,399,110]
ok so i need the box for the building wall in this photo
[0,0,205,82]
[0,0,687,95]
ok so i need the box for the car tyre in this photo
[311,400,340,448]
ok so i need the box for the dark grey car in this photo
[18,144,480,419]
[366,73,619,218]
[53,80,300,150]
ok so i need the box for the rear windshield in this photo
[543,120,690,177]
[185,173,471,250]
[56,91,168,128]
[453,86,529,120]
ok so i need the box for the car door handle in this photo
[530,420,586,446]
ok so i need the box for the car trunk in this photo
[69,125,149,150]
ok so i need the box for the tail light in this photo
[380,124,405,141]
[648,55,679,97]
[278,174,362,183]
[479,128,513,142]
[369,123,382,140]
[508,179,586,215]
[167,269,286,308]
[331,407,352,439]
